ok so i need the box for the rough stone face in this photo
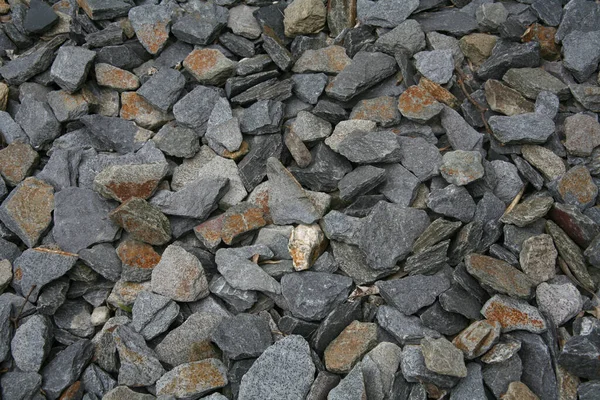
[427,184,476,223]
[536,281,582,327]
[156,359,228,398]
[293,45,351,74]
[564,113,600,157]
[376,273,450,315]
[283,0,326,37]
[562,30,600,83]
[41,339,94,399]
[485,79,535,116]
[93,163,167,202]
[50,46,96,93]
[357,0,419,28]
[421,336,467,378]
[184,48,235,86]
[414,50,454,84]
[482,294,547,333]
[288,224,328,271]
[132,291,179,340]
[11,314,53,372]
[337,130,402,164]
[212,313,272,360]
[502,67,570,100]
[324,321,378,374]
[521,144,565,181]
[238,335,315,400]
[95,63,140,91]
[113,325,165,387]
[488,113,554,145]
[398,85,443,122]
[440,150,484,186]
[556,165,598,211]
[460,33,497,67]
[465,254,533,299]
[15,95,61,150]
[152,245,208,302]
[0,142,38,186]
[453,319,501,359]
[518,234,557,285]
[129,5,171,55]
[109,197,171,245]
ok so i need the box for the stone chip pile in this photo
[0,0,599,399]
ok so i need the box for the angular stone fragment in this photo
[375,19,424,56]
[484,79,535,116]
[401,344,459,389]
[137,68,184,112]
[482,354,523,399]
[536,281,582,327]
[0,46,54,86]
[501,196,553,227]
[95,63,140,91]
[116,239,159,282]
[338,130,402,164]
[120,92,172,130]
[427,184,475,223]
[151,244,208,302]
[453,319,501,359]
[0,371,43,400]
[109,197,171,245]
[50,46,96,93]
[238,335,315,400]
[439,105,483,151]
[491,160,523,204]
[288,224,328,271]
[459,33,497,67]
[518,234,557,285]
[562,30,600,83]
[357,0,419,28]
[216,245,279,294]
[421,336,467,378]
[113,325,165,387]
[93,163,167,202]
[156,359,228,398]
[377,273,450,315]
[338,166,385,202]
[11,314,52,372]
[184,48,235,86]
[41,339,94,399]
[172,2,227,46]
[0,177,53,248]
[129,5,171,55]
[466,254,533,299]
[489,113,554,145]
[564,113,600,157]
[283,0,326,37]
[81,114,149,154]
[0,143,38,187]
[205,98,242,152]
[292,45,351,74]
[324,321,377,374]
[475,2,508,30]
[132,291,179,340]
[440,150,484,186]
[152,122,200,159]
[195,156,246,209]
[414,50,454,85]
[77,0,131,20]
[476,40,540,80]
[503,381,540,400]
[521,144,565,181]
[290,111,332,142]
[398,85,443,123]
[262,33,293,71]
[359,201,430,270]
[228,5,261,39]
[482,294,546,333]
[556,165,598,211]
[15,96,61,150]
[502,67,570,100]
[326,52,397,102]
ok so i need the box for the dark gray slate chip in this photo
[41,339,94,400]
[212,313,273,360]
[376,273,451,315]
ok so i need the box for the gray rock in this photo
[422,336,467,378]
[475,2,508,30]
[156,359,228,398]
[128,5,172,55]
[359,201,430,270]
[440,150,484,186]
[238,335,315,400]
[113,324,165,387]
[152,244,209,302]
[562,30,600,83]
[338,165,386,202]
[291,73,327,104]
[78,0,131,20]
[555,0,600,42]
[0,46,54,86]
[327,363,366,400]
[570,83,600,112]
[0,111,29,145]
[206,98,243,152]
[281,271,352,321]
[376,273,451,315]
[209,275,257,312]
[228,5,261,39]
[11,314,53,372]
[414,50,454,84]
[15,96,61,150]
[511,155,545,191]
[47,90,90,123]
[262,33,293,71]
[512,331,558,399]
[81,364,117,398]
[489,112,554,145]
[338,130,402,164]
[41,339,94,399]
[415,9,478,36]
[377,305,440,345]
[152,122,200,158]
[501,196,553,228]
[412,218,462,254]
[440,106,483,151]
[518,234,557,285]
[81,114,148,154]
[476,40,540,80]
[216,245,280,294]
[427,184,476,223]
[226,70,280,98]
[491,160,524,203]
[54,300,95,338]
[378,163,420,206]
[0,372,42,400]
[173,3,227,46]
[325,52,397,101]
[306,371,341,400]
[375,19,425,56]
[536,281,582,327]
[173,85,222,133]
[401,344,460,389]
[289,142,352,192]
[36,279,69,316]
[439,283,482,320]
[586,234,600,268]
[212,313,272,360]
[53,187,120,253]
[531,0,562,26]
[132,291,179,340]
[240,100,284,136]
[482,354,523,399]
[503,68,570,101]
[357,0,419,27]
[579,381,600,400]
[398,136,442,182]
[137,68,185,112]
[420,301,468,336]
[255,225,293,259]
[50,46,96,93]
[289,111,332,143]
[449,363,486,400]
[311,300,362,354]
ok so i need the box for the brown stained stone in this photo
[93,163,167,203]
[220,141,250,161]
[107,279,152,309]
[0,142,39,186]
[194,215,224,251]
[484,79,535,116]
[397,85,443,122]
[0,1,9,15]
[221,203,267,245]
[0,177,53,247]
[521,145,566,181]
[522,23,560,61]
[156,359,228,398]
[519,234,557,285]
[247,182,273,224]
[131,13,170,55]
[288,224,328,271]
[349,96,401,127]
[59,381,83,400]
[501,381,540,400]
[283,0,327,37]
[109,197,171,245]
[0,82,8,111]
[327,0,357,37]
[482,295,547,333]
[117,239,161,280]
[292,45,351,74]
[284,129,312,168]
[421,337,468,378]
[418,77,460,109]
[95,63,140,91]
[452,319,501,359]
[564,113,600,157]
[465,254,534,299]
[120,91,172,130]
[556,365,579,400]
[324,320,378,374]
[183,48,235,86]
[459,33,497,67]
[557,165,598,210]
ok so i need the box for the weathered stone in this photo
[484,79,535,116]
[427,184,476,223]
[195,155,247,209]
[420,301,468,337]
[501,196,553,228]
[151,244,208,302]
[287,224,327,271]
[377,273,450,315]
[152,122,200,159]
[536,281,582,327]
[489,113,554,145]
[562,30,600,83]
[337,130,402,164]
[0,143,38,187]
[109,197,171,245]
[50,46,96,93]
[357,0,419,28]
[120,92,172,130]
[15,95,61,150]
[421,336,467,378]
[0,46,54,86]
[324,321,377,374]
[283,0,326,37]
[95,63,140,91]
[398,85,443,123]
[459,33,497,67]
[184,48,235,86]
[556,165,598,210]
[564,113,600,157]
[377,305,440,346]
[440,150,484,186]
[465,253,533,299]
[11,314,52,372]
[502,67,570,100]
[453,319,501,359]
[414,50,454,85]
[216,245,280,294]
[81,114,150,154]
[77,0,131,20]
[93,163,166,203]
[491,160,524,204]
[228,4,261,39]
[517,234,557,285]
[482,294,546,333]
[40,339,94,399]
[156,359,228,398]
[293,45,351,74]
[129,5,171,55]
[113,325,165,387]
[521,144,565,181]
[401,344,459,389]
[476,40,540,80]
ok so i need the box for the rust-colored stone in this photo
[220,141,249,160]
[397,85,442,121]
[459,33,497,67]
[465,253,533,299]
[134,20,170,55]
[248,183,273,224]
[453,319,501,359]
[483,297,546,333]
[120,91,172,130]
[95,63,140,91]
[522,23,560,61]
[288,224,328,271]
[156,359,228,398]
[221,203,267,245]
[107,279,152,309]
[557,165,598,209]
[350,96,400,126]
[292,45,351,74]
[109,197,171,245]
[183,48,235,85]
[94,163,167,203]
[117,239,161,270]
[194,215,224,251]
[419,77,460,109]
[0,142,39,186]
[324,320,378,374]
[59,381,83,400]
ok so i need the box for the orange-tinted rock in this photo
[288,223,328,271]
[220,140,249,160]
[0,142,39,186]
[247,182,273,224]
[522,23,560,61]
[129,5,171,55]
[453,319,501,359]
[0,177,53,247]
[93,163,168,202]
[95,63,140,91]
[482,295,547,333]
[194,215,224,251]
[292,45,351,74]
[557,165,598,210]
[501,381,540,400]
[0,1,10,15]
[324,320,378,374]
[117,239,161,282]
[465,253,534,299]
[183,48,235,86]
[59,381,83,400]
[221,203,267,245]
[350,96,401,127]
[459,33,497,67]
[419,77,460,109]
[397,85,443,122]
[109,197,171,245]
[120,91,172,130]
